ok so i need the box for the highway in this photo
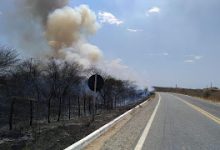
[86,93,220,150]
[141,93,220,150]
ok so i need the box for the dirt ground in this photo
[0,101,146,150]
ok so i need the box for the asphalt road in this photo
[142,93,220,150]
[98,96,158,150]
[86,93,220,150]
[173,93,220,118]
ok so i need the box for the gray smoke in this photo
[22,0,69,24]
[0,0,102,67]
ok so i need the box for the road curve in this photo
[142,93,220,150]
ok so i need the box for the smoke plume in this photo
[0,0,102,67]
[0,0,147,88]
[24,0,69,24]
[46,5,102,65]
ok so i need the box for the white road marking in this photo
[65,97,150,150]
[134,93,161,150]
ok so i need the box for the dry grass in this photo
[155,87,220,102]
[0,97,150,150]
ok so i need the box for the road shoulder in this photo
[85,95,158,150]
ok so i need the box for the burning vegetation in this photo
[0,46,149,149]
[0,1,149,149]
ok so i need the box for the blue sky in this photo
[0,0,220,88]
[68,0,220,88]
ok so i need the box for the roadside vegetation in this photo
[155,86,220,102]
[0,46,150,149]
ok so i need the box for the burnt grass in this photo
[0,100,147,150]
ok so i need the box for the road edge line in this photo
[64,98,150,150]
[173,95,220,125]
[173,93,220,106]
[134,93,161,150]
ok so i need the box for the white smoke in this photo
[97,58,149,88]
[0,1,102,67]
[46,5,102,66]
[0,1,148,88]
[61,42,103,67]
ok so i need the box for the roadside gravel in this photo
[85,95,158,150]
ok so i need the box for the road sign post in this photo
[92,74,97,121]
[88,74,104,121]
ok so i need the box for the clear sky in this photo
[0,0,220,89]
[68,0,220,88]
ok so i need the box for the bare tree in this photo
[0,46,18,75]
[6,59,41,127]
[16,59,41,126]
[42,59,60,123]
[0,49,146,131]
[99,77,120,109]
[56,61,82,121]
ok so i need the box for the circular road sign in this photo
[88,74,104,92]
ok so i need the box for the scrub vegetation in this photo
[0,46,149,149]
